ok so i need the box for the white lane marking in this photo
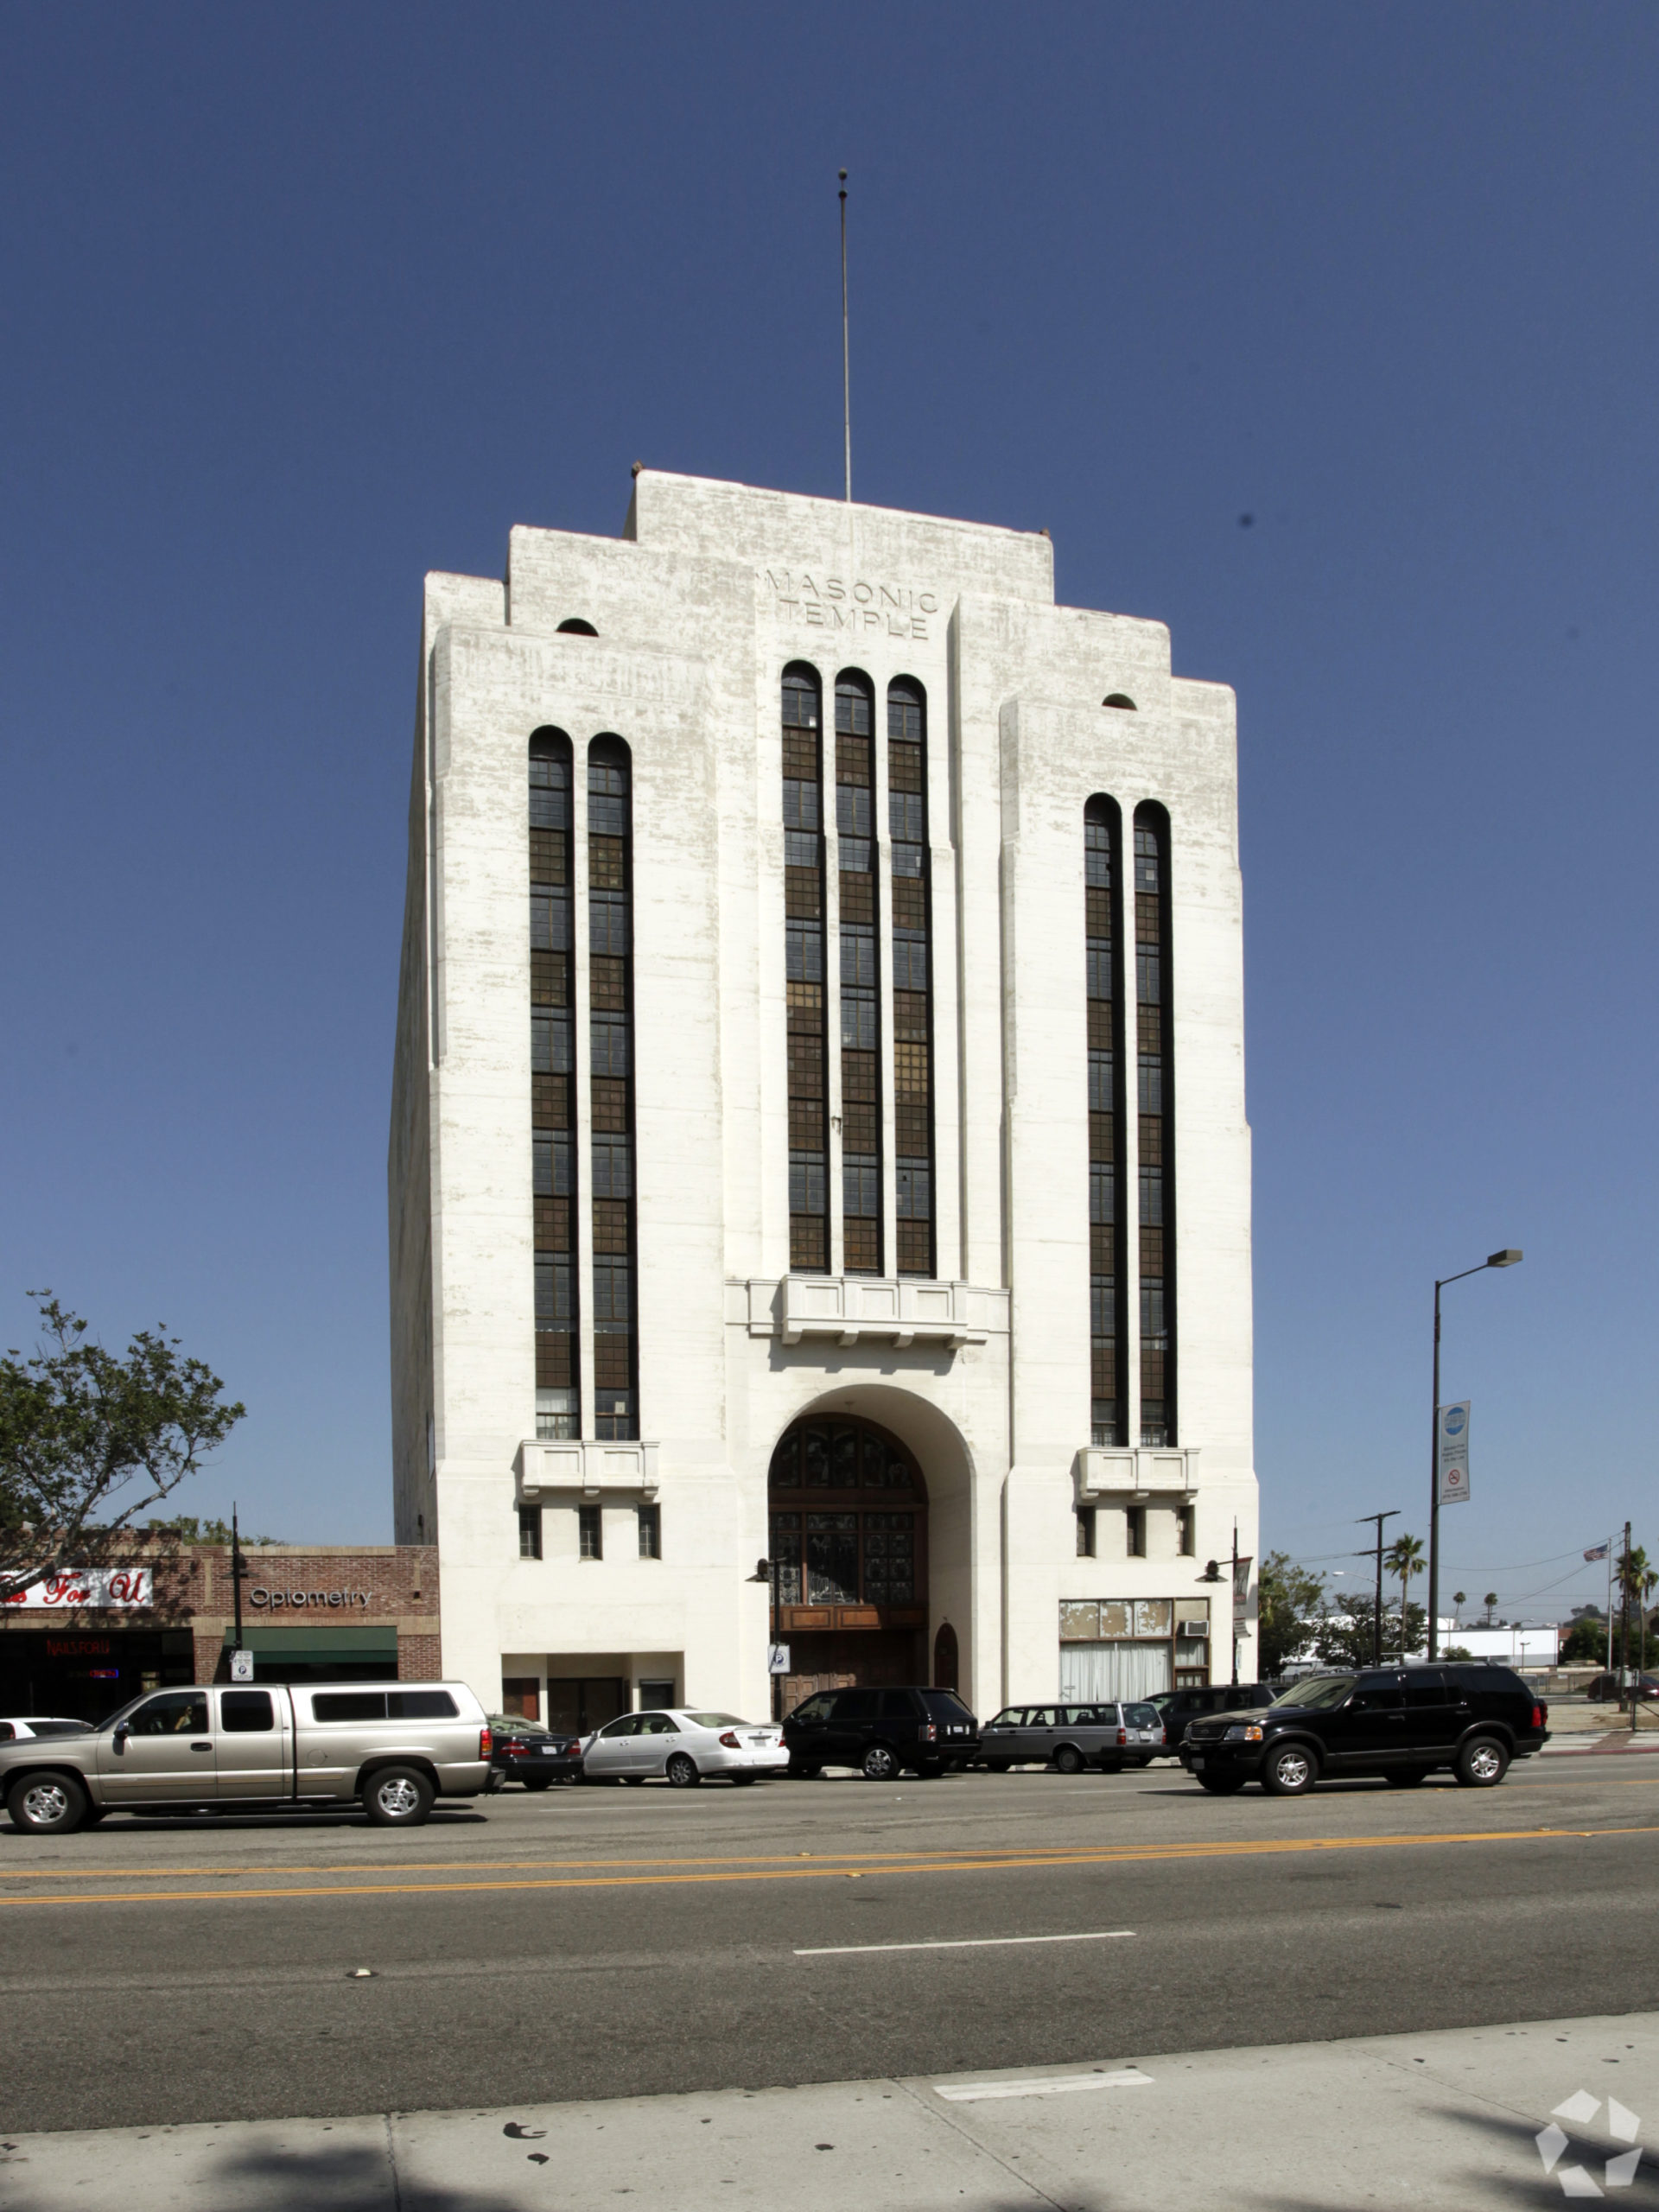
[794,1929,1135,1957]
[935,2067,1154,2102]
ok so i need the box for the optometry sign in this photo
[1438,1401,1471,1506]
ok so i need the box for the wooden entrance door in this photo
[768,1415,929,1710]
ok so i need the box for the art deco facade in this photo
[389,469,1257,1730]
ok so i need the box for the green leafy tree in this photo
[145,1514,279,1548]
[1315,1595,1427,1670]
[0,1294,245,1605]
[1560,1616,1611,1667]
[1256,1553,1325,1677]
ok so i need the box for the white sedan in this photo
[581,1709,787,1787]
[0,1716,92,1744]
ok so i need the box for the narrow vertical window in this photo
[836,673,880,1274]
[887,678,932,1276]
[1085,798,1125,1447]
[530,730,578,1440]
[589,737,637,1440]
[578,1503,603,1560]
[1135,804,1175,1446]
[518,1505,543,1560]
[637,1503,660,1560]
[783,668,829,1272]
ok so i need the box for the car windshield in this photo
[1272,1675,1355,1710]
[687,1713,750,1728]
[1146,1691,1174,1708]
[920,1691,974,1719]
[489,1716,546,1735]
[1125,1704,1158,1726]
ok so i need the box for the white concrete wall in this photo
[388,468,1260,1720]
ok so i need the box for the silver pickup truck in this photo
[0,1681,494,1834]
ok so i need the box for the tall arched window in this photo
[836,672,880,1274]
[1134,804,1174,1446]
[782,668,828,1272]
[1085,798,1125,1447]
[530,729,577,1439]
[589,736,637,1440]
[887,678,932,1276]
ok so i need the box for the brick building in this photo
[0,1544,440,1725]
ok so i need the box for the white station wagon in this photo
[581,1709,787,1787]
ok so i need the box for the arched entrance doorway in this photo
[768,1414,929,1711]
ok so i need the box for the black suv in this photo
[784,1687,979,1780]
[1180,1664,1549,1795]
[1148,1682,1274,1754]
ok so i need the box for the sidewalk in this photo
[3,2012,1655,2210]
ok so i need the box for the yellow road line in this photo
[1,1823,1651,1908]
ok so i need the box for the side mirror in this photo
[112,1723,130,1751]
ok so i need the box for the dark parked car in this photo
[784,1686,978,1780]
[976,1702,1162,1772]
[1580,1673,1659,1703]
[487,1715,585,1788]
[1147,1682,1274,1754]
[1180,1664,1549,1796]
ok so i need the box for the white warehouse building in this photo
[389,467,1259,1736]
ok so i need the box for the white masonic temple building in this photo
[390,467,1258,1733]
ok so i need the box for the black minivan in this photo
[784,1686,979,1779]
[1180,1664,1548,1795]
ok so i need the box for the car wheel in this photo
[664,1753,701,1788]
[1455,1735,1510,1789]
[1385,1770,1428,1788]
[7,1773,89,1836]
[1052,1745,1085,1776]
[523,1777,553,1791]
[861,1743,899,1782]
[1197,1773,1247,1795]
[1261,1742,1317,1796]
[982,1758,1011,1773]
[363,1765,435,1826]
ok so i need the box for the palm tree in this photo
[1484,1592,1498,1627]
[1386,1534,1427,1656]
[1452,1591,1467,1624]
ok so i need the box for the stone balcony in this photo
[1075,1446,1201,1500]
[734,1275,1007,1350]
[513,1439,660,1500]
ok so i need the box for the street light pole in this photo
[1428,1249,1522,1661]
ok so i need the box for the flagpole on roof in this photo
[839,170,852,504]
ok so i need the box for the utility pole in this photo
[1622,1519,1634,1727]
[1359,1511,1400,1669]
[1230,1521,1241,1688]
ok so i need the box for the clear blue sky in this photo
[3,7,1654,1622]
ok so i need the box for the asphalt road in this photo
[3,1758,1656,2133]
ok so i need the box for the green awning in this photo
[222,1626,398,1656]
